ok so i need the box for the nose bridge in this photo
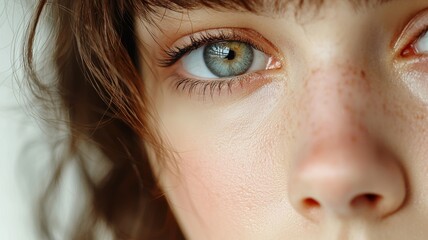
[288,63,406,222]
[280,3,407,225]
[299,63,370,140]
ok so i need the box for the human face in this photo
[137,0,428,239]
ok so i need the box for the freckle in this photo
[350,134,357,143]
[357,122,368,133]
[360,70,371,93]
[382,102,388,112]
[415,114,426,120]
[311,143,325,157]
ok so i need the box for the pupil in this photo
[225,50,236,60]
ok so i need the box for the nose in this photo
[288,67,406,221]
[289,137,406,221]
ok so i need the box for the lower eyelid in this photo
[167,69,281,101]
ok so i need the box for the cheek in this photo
[162,124,290,237]
[153,82,299,236]
[171,137,285,223]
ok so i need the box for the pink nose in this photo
[288,137,406,221]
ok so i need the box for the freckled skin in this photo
[138,1,428,239]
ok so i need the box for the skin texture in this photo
[137,0,428,239]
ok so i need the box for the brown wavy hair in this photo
[24,0,299,239]
[24,1,185,239]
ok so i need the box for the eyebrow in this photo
[145,0,396,17]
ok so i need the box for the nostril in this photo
[303,198,321,208]
[351,193,382,209]
[365,194,380,204]
[301,198,322,221]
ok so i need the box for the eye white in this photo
[181,45,270,79]
[414,30,428,53]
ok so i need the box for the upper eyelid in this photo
[158,31,240,67]
[157,28,281,67]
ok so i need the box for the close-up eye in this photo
[182,41,270,79]
[159,29,282,85]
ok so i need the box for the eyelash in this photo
[159,31,265,67]
[175,78,240,97]
[158,30,270,96]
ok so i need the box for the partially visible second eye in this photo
[414,29,428,54]
[182,41,270,79]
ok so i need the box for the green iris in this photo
[203,41,254,78]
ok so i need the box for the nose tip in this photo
[289,143,406,221]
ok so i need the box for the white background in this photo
[1,0,43,239]
[1,0,90,238]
